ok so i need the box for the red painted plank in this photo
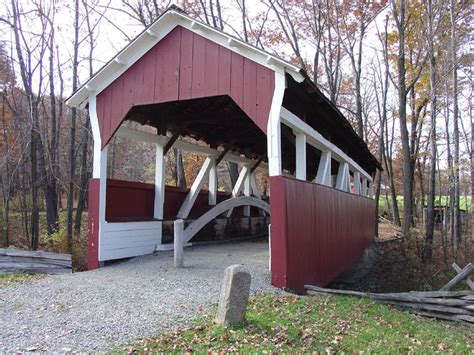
[156,28,181,102]
[243,58,257,128]
[269,176,289,289]
[141,46,157,104]
[178,27,194,100]
[204,39,219,97]
[191,34,206,98]
[217,46,231,95]
[256,66,273,133]
[121,67,135,116]
[87,179,100,270]
[230,51,244,107]
[132,56,145,104]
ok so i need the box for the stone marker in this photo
[216,264,251,326]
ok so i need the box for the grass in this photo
[125,294,473,353]
[378,195,472,213]
[0,273,44,288]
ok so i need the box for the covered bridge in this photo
[67,6,380,293]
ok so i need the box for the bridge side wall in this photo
[270,176,375,293]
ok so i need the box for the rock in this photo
[216,265,251,326]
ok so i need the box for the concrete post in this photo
[174,219,184,268]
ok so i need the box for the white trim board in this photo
[280,107,372,181]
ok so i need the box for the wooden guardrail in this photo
[0,248,72,274]
[305,263,474,325]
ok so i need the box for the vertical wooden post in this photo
[177,157,213,219]
[353,171,361,195]
[154,143,165,220]
[208,156,217,206]
[316,151,332,186]
[336,162,350,192]
[267,72,285,177]
[295,132,307,180]
[368,179,374,199]
[362,178,368,197]
[243,167,251,216]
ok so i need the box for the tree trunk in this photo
[67,0,80,252]
[74,119,90,236]
[392,0,413,239]
[450,0,461,249]
[423,0,437,263]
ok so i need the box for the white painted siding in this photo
[99,221,162,261]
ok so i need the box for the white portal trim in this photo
[316,151,332,186]
[97,146,108,261]
[280,107,372,181]
[177,157,213,219]
[89,96,102,179]
[267,72,286,176]
[295,132,307,180]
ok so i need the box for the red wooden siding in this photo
[96,26,275,147]
[104,179,238,221]
[87,179,100,270]
[270,176,375,293]
[105,179,155,221]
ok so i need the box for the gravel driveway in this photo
[0,241,279,352]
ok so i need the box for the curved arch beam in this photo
[182,196,270,244]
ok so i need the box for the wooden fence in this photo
[0,249,72,274]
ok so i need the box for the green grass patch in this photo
[378,195,472,213]
[125,294,473,352]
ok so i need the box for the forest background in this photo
[0,0,472,271]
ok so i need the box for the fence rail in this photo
[0,248,72,274]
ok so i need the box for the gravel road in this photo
[0,241,279,352]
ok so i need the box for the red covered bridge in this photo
[67,6,380,293]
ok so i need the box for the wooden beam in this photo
[226,166,250,218]
[154,143,165,219]
[250,157,263,173]
[315,150,331,186]
[295,132,307,180]
[177,157,213,219]
[336,162,350,192]
[280,107,372,181]
[116,127,267,168]
[215,146,231,165]
[453,263,474,290]
[208,156,217,206]
[163,131,180,155]
[353,171,361,195]
[441,263,473,291]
